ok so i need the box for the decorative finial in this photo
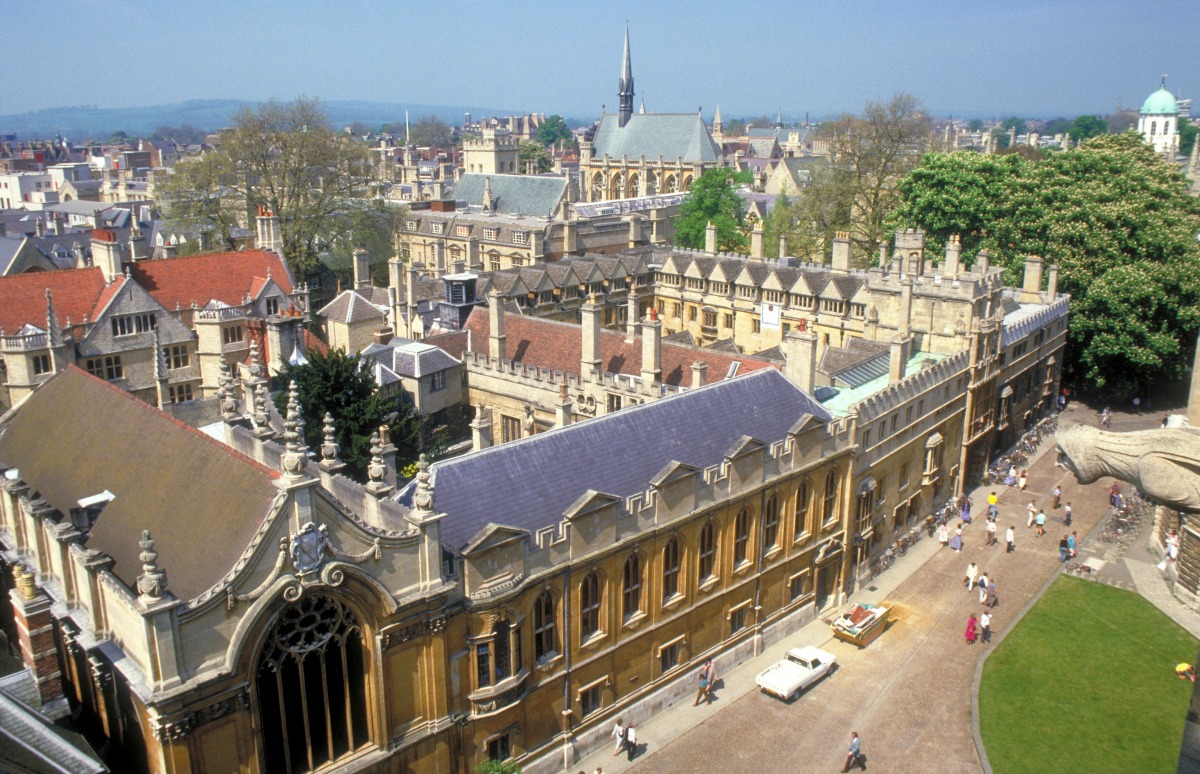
[45,288,63,349]
[253,382,269,428]
[367,432,386,485]
[137,529,168,599]
[281,380,308,478]
[320,412,341,464]
[14,564,36,601]
[413,454,434,513]
[218,359,239,418]
[248,339,262,380]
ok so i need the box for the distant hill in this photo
[0,99,516,140]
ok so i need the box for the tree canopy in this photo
[158,97,372,274]
[274,348,421,481]
[536,115,573,147]
[888,132,1200,394]
[518,142,553,173]
[674,168,750,252]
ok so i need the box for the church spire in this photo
[618,25,635,128]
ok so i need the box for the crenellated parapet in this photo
[854,350,971,423]
[1001,294,1070,347]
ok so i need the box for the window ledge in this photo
[468,668,529,703]
[732,559,753,577]
[622,611,648,631]
[762,545,783,563]
[579,631,608,652]
[698,575,720,594]
[792,532,812,546]
[535,653,562,673]
[662,592,686,611]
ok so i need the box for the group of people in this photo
[609,717,638,761]
[964,610,992,645]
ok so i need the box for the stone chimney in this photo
[831,231,851,273]
[778,233,788,260]
[1021,255,1044,301]
[353,248,371,290]
[555,382,573,427]
[406,262,421,338]
[1047,264,1059,302]
[91,228,124,281]
[488,289,506,361]
[705,221,717,254]
[976,250,990,274]
[256,206,282,255]
[943,235,962,277]
[750,222,764,260]
[581,293,602,380]
[783,325,817,394]
[626,293,639,341]
[641,306,662,391]
[889,335,911,384]
[898,276,913,338]
[691,361,708,388]
[471,406,493,451]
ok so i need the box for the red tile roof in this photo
[129,249,293,311]
[0,266,107,334]
[461,307,777,387]
[90,276,128,320]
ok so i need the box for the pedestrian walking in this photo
[1101,406,1112,428]
[987,579,998,608]
[1057,392,1066,412]
[1068,531,1077,557]
[978,572,990,604]
[611,718,625,756]
[1006,465,1017,487]
[1110,481,1121,507]
[980,610,992,644]
[1059,534,1070,562]
[1162,415,1170,429]
[987,491,999,518]
[1035,509,1047,537]
[965,613,978,645]
[842,732,862,772]
[961,496,973,523]
[1052,485,1062,510]
[625,724,637,761]
[1006,525,1015,553]
[964,561,979,589]
[1026,500,1037,528]
[703,658,717,703]
[938,522,949,548]
[986,518,998,546]
[1018,470,1028,491]
[950,526,963,552]
[1064,501,1073,527]
[693,659,713,706]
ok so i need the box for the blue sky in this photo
[4,0,1198,120]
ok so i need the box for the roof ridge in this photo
[61,365,280,479]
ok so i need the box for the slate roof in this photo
[461,306,777,387]
[591,113,720,163]
[128,249,294,310]
[362,339,459,378]
[0,367,280,601]
[400,368,830,551]
[317,287,389,324]
[451,173,567,217]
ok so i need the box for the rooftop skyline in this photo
[4,0,1198,121]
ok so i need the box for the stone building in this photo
[1139,78,1182,158]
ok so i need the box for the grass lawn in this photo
[980,575,1197,774]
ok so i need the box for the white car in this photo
[755,644,837,701]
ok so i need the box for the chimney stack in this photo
[750,222,764,260]
[1047,264,1059,302]
[488,289,506,361]
[470,406,493,451]
[556,382,573,427]
[899,276,913,338]
[353,248,371,290]
[91,229,124,282]
[778,233,788,260]
[783,327,818,394]
[1020,255,1044,301]
[581,293,602,380]
[831,231,851,273]
[705,221,717,254]
[889,336,911,384]
[626,293,639,341]
[256,206,282,255]
[691,361,708,388]
[943,235,962,278]
[976,250,990,274]
[640,306,662,391]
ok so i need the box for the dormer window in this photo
[405,220,417,231]
[512,230,528,245]
[484,227,499,240]
[431,222,444,235]
[456,225,470,237]
[265,297,280,315]
[111,313,156,337]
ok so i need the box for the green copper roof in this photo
[1141,86,1178,115]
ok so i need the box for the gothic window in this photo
[645,172,657,196]
[591,173,605,201]
[256,596,369,773]
[698,521,716,581]
[662,538,681,602]
[734,507,751,565]
[580,571,601,641]
[794,482,810,539]
[665,174,678,193]
[533,590,556,660]
[622,554,642,620]
[763,494,780,553]
[823,469,839,524]
[628,173,640,198]
[682,174,694,191]
[609,172,625,200]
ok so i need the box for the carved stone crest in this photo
[290,522,329,575]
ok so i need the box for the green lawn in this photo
[981,575,1197,774]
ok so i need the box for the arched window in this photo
[682,174,694,191]
[628,172,640,198]
[662,538,681,602]
[493,620,512,681]
[580,571,601,640]
[698,521,716,581]
[591,173,605,201]
[609,172,625,200]
[763,494,780,552]
[734,507,751,565]
[622,554,642,620]
[823,469,839,524]
[665,174,678,193]
[1150,121,1157,136]
[645,172,657,196]
[533,590,556,660]
[257,595,369,773]
[794,481,810,539]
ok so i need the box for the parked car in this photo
[755,644,836,701]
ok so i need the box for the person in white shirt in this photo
[980,610,992,644]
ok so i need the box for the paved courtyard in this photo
[573,403,1174,774]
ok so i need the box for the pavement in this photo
[569,402,1200,774]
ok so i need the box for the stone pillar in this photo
[691,361,708,388]
[555,382,573,428]
[641,307,662,390]
[470,406,493,451]
[1047,264,1059,302]
[1022,255,1044,299]
[353,249,371,290]
[580,294,602,380]
[10,567,65,708]
[943,235,962,278]
[778,234,788,260]
[705,221,717,254]
[488,289,506,361]
[899,276,913,339]
[626,293,639,341]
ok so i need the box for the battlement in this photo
[1001,294,1070,347]
[854,349,971,422]
[463,350,682,399]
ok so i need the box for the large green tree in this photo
[805,93,932,264]
[518,142,552,173]
[158,97,372,273]
[888,132,1200,394]
[536,115,573,147]
[275,348,421,481]
[674,168,751,252]
[762,193,808,259]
